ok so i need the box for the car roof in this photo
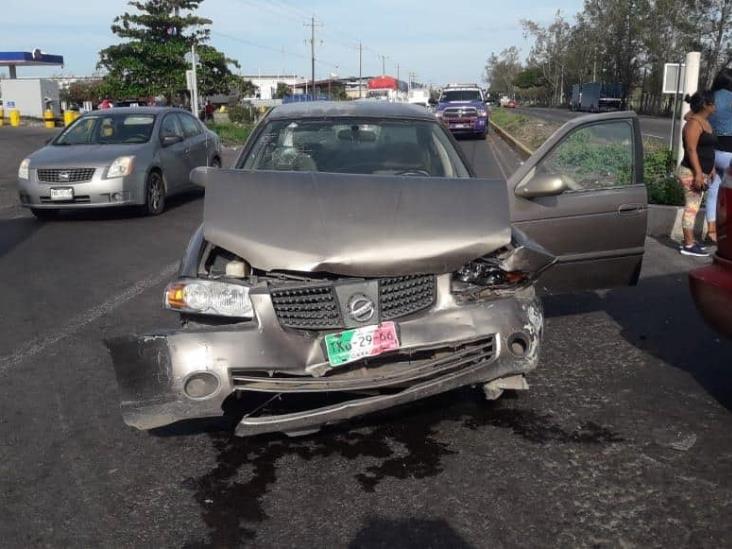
[81,106,189,116]
[267,101,435,121]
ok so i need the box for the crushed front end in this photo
[107,232,550,437]
[107,170,554,436]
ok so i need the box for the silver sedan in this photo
[17,107,221,218]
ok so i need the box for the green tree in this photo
[274,82,291,99]
[60,79,107,105]
[484,46,522,97]
[230,76,257,98]
[522,12,573,104]
[97,0,238,102]
[514,67,546,89]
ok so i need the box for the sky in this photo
[2,0,584,85]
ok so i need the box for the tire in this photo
[30,208,58,220]
[140,170,166,216]
[478,131,487,140]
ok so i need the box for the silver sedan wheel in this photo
[144,171,166,216]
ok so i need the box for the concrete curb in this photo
[489,119,534,159]
[647,204,708,241]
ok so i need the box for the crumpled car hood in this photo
[196,168,512,277]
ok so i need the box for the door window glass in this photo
[178,114,202,138]
[160,114,184,140]
[535,121,634,191]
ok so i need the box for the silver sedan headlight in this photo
[106,156,135,178]
[164,279,254,318]
[18,158,30,179]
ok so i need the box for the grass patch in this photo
[207,123,253,147]
[490,108,559,150]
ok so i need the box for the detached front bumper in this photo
[107,281,543,436]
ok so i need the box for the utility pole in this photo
[397,63,400,83]
[304,16,322,98]
[378,54,387,75]
[359,42,363,98]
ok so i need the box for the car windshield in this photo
[54,114,156,145]
[440,90,482,102]
[240,117,470,177]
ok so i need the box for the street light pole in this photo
[191,43,199,119]
[310,16,315,96]
[676,51,701,166]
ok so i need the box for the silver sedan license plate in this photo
[324,321,400,367]
[50,187,74,201]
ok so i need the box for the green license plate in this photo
[324,321,400,367]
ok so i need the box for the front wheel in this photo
[30,208,59,220]
[140,171,165,216]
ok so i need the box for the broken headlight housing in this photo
[451,229,556,297]
[164,279,254,318]
[452,258,528,294]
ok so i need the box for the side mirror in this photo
[515,174,569,199]
[161,134,183,146]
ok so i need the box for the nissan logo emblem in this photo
[348,294,375,323]
[58,171,70,181]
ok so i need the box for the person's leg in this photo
[678,166,701,247]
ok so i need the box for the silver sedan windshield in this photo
[54,114,156,145]
[241,118,470,177]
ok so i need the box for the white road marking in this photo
[0,261,179,375]
[643,133,667,140]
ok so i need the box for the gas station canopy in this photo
[0,50,64,78]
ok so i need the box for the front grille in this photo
[39,195,91,204]
[231,335,497,392]
[37,168,96,183]
[380,275,436,320]
[269,275,436,330]
[270,286,342,329]
[443,107,477,119]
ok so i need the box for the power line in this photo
[211,30,306,60]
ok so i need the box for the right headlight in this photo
[18,158,30,180]
[164,279,254,318]
[452,259,528,293]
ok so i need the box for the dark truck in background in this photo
[570,82,623,112]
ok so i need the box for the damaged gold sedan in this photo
[107,102,647,436]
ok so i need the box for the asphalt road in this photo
[0,127,730,548]
[514,106,679,144]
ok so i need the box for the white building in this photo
[241,74,307,100]
[0,78,60,117]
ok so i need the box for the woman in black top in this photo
[678,91,716,256]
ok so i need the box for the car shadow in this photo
[37,190,203,222]
[543,272,732,411]
[0,216,40,258]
